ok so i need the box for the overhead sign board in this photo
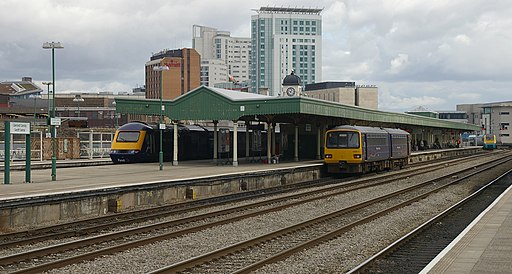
[10,122,30,135]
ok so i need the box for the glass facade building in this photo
[250,7,322,95]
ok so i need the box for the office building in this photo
[200,59,228,87]
[250,7,322,95]
[145,48,200,100]
[303,82,378,109]
[192,25,251,86]
[458,101,512,144]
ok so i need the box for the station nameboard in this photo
[10,122,30,135]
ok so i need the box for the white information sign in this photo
[159,123,166,130]
[51,117,62,126]
[11,122,31,134]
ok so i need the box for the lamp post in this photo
[42,82,52,136]
[153,65,169,171]
[73,94,84,117]
[112,101,119,128]
[43,41,64,181]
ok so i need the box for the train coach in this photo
[483,134,497,150]
[110,121,212,164]
[324,125,411,173]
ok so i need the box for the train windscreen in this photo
[116,131,140,142]
[326,131,359,148]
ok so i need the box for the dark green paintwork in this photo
[114,86,480,131]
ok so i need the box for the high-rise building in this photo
[145,48,200,100]
[200,59,228,87]
[250,7,322,95]
[192,25,251,86]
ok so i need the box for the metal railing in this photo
[77,130,114,159]
[0,131,43,162]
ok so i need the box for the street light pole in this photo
[112,101,118,128]
[43,41,64,181]
[42,82,52,134]
[153,65,169,171]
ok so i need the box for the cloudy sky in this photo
[1,0,511,112]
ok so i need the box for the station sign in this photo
[51,117,62,126]
[10,122,30,135]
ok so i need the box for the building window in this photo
[500,112,510,115]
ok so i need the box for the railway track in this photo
[347,168,512,273]
[0,150,493,249]
[1,151,508,273]
[147,153,512,273]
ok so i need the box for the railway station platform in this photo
[0,146,480,200]
[0,146,483,230]
[421,183,512,274]
[0,158,322,201]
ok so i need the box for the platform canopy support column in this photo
[294,125,299,162]
[316,125,322,160]
[245,120,250,159]
[267,122,272,164]
[233,120,238,167]
[271,122,276,156]
[213,120,218,163]
[173,122,178,166]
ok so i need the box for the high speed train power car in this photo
[324,125,411,173]
[110,121,212,164]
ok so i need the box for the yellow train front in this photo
[324,125,410,173]
[110,121,214,164]
[483,134,497,149]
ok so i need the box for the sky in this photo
[1,0,511,112]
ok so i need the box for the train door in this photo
[361,133,367,161]
[147,131,156,155]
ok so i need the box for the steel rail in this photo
[1,150,495,249]
[148,155,512,273]
[346,169,512,274]
[3,152,507,273]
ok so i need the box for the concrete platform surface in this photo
[421,184,512,274]
[1,159,323,201]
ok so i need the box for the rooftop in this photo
[255,7,323,14]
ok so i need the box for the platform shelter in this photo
[114,86,481,166]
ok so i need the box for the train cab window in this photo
[326,132,359,148]
[116,131,140,142]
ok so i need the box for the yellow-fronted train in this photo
[110,121,213,164]
[324,125,411,173]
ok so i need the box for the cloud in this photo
[0,0,511,113]
[379,90,446,112]
[389,54,409,74]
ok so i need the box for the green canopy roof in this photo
[115,86,480,131]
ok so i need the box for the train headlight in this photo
[353,154,361,159]
[325,154,332,158]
